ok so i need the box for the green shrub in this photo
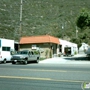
[58,54,61,57]
[74,51,77,55]
[49,50,52,58]
[33,50,40,55]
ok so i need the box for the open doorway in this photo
[14,42,19,51]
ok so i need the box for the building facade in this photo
[19,35,60,58]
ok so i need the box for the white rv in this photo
[0,38,14,63]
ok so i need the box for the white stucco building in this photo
[59,39,78,55]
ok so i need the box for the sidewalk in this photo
[39,57,67,64]
[73,53,86,57]
[39,54,90,64]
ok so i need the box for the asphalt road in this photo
[0,78,82,90]
[0,63,90,90]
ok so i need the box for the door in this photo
[28,51,33,61]
[64,47,71,56]
[30,51,36,61]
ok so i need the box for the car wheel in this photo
[36,57,39,63]
[3,60,6,64]
[12,61,16,64]
[24,60,28,65]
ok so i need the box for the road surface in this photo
[0,63,90,90]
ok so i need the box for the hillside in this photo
[0,0,90,42]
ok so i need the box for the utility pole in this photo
[20,0,23,38]
[76,26,78,38]
[62,23,64,39]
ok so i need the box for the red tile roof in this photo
[20,35,60,44]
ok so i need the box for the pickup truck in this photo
[11,50,40,64]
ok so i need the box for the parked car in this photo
[11,50,40,65]
[85,47,90,57]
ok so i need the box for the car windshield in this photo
[17,51,28,54]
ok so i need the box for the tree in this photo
[76,8,90,30]
[75,8,90,46]
[70,38,81,48]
